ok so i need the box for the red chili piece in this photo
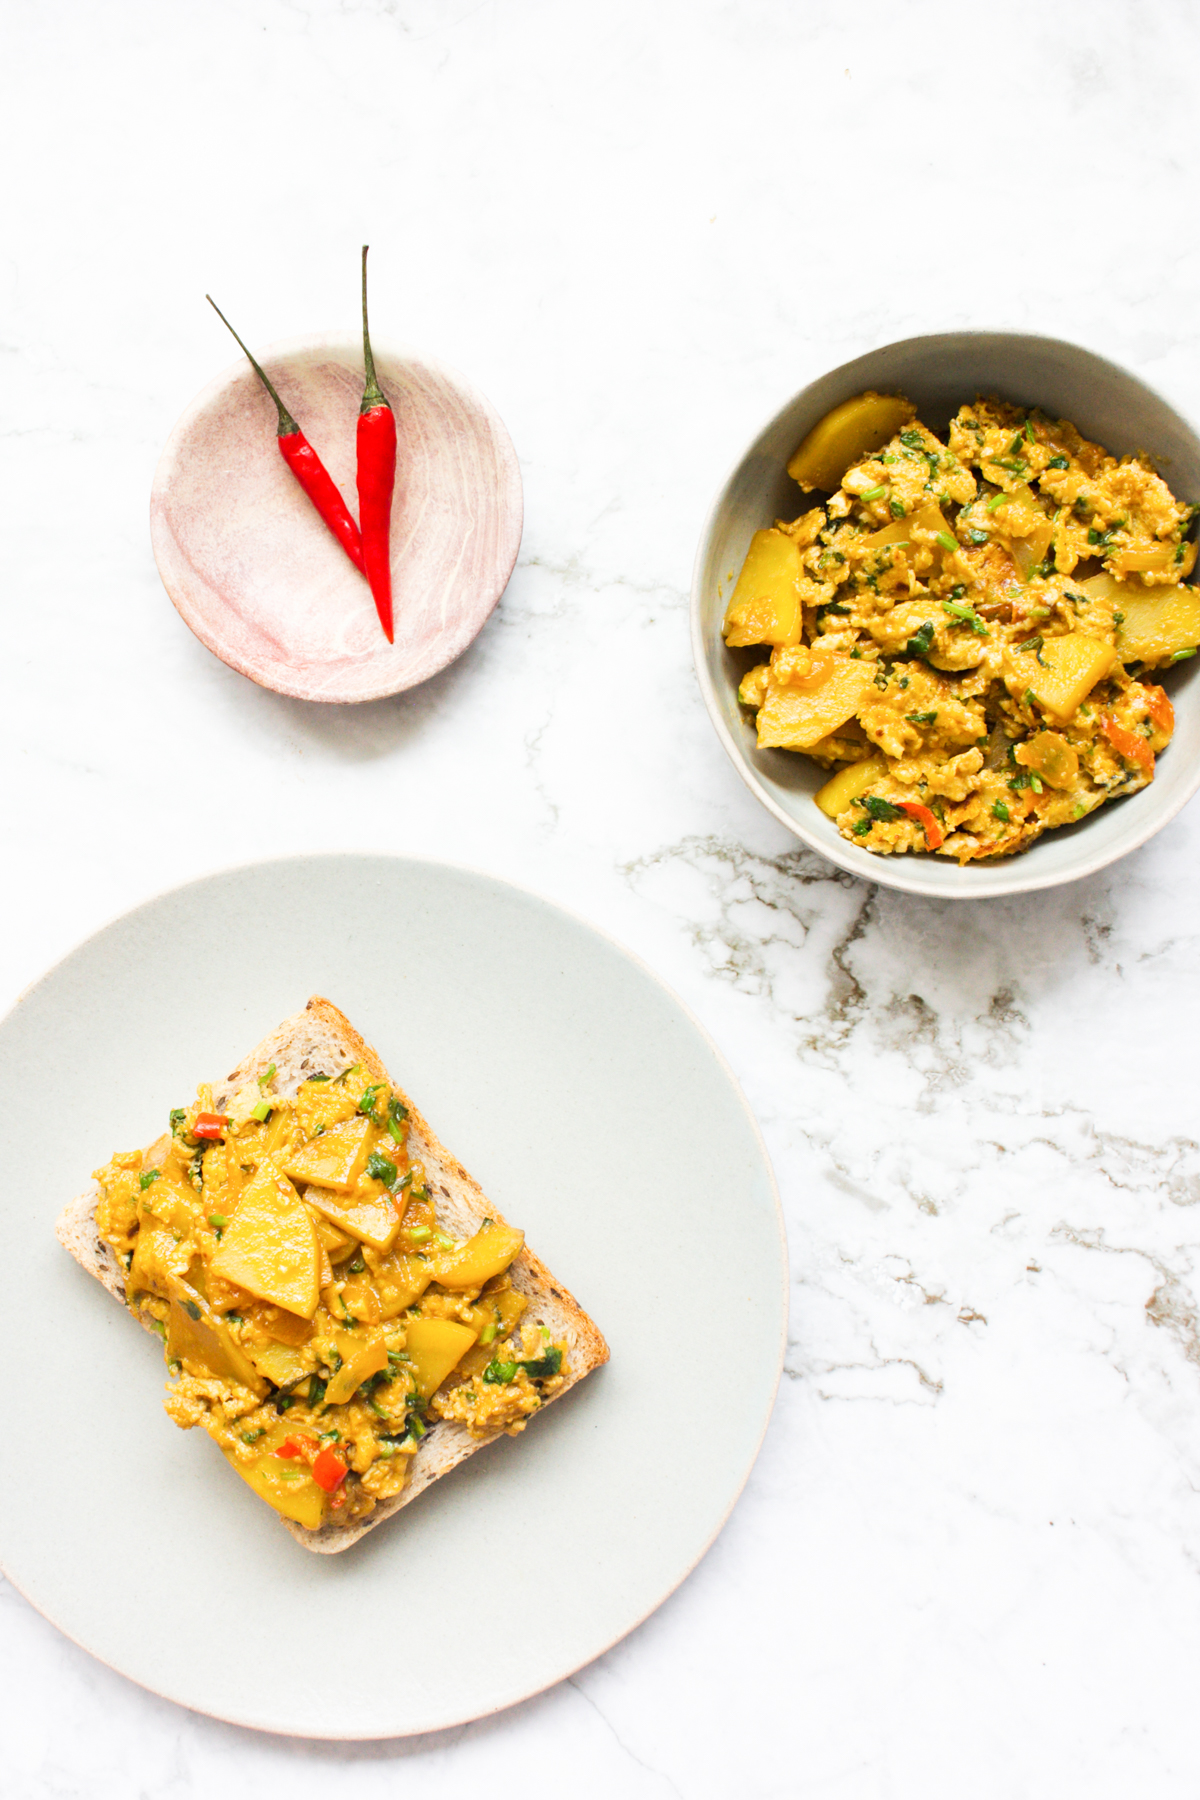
[206,296,366,577]
[192,1112,228,1140]
[896,801,945,851]
[312,1447,349,1492]
[356,246,397,644]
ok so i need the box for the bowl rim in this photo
[690,328,1200,899]
[150,332,524,705]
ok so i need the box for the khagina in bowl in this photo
[151,336,523,704]
[692,332,1200,898]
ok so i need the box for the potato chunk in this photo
[723,529,804,647]
[302,1183,404,1254]
[1110,582,1200,667]
[164,1281,268,1394]
[404,1318,479,1401]
[787,391,916,493]
[210,1157,321,1319]
[430,1222,525,1290]
[280,1115,373,1192]
[1006,632,1116,720]
[814,756,889,819]
[325,1329,389,1406]
[756,656,875,750]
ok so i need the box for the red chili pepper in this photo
[207,296,366,577]
[1101,713,1155,777]
[356,245,397,644]
[278,1433,317,1462]
[896,800,945,851]
[1143,685,1175,734]
[312,1447,349,1492]
[192,1112,228,1140]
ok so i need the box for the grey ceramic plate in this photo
[0,857,785,1738]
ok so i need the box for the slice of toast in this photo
[56,996,608,1552]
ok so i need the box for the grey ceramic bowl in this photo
[692,332,1200,898]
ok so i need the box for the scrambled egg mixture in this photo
[94,1064,566,1531]
[724,391,1200,861]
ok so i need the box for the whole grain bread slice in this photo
[56,996,608,1552]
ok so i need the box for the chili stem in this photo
[206,295,298,437]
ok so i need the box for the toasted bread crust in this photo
[57,996,609,1553]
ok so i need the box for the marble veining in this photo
[5,0,1200,1794]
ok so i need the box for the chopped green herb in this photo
[906,711,938,725]
[334,1063,361,1085]
[942,599,988,636]
[1046,455,1069,470]
[366,1150,398,1189]
[1030,772,1044,794]
[435,1233,456,1252]
[242,1428,265,1444]
[991,801,1011,823]
[935,531,957,553]
[139,1169,161,1192]
[905,621,936,656]
[349,1254,366,1274]
[181,1297,202,1322]
[406,1225,433,1243]
[208,1213,227,1234]
[1171,647,1197,662]
[251,1099,271,1123]
[1087,527,1101,544]
[169,1108,186,1134]
[307,1073,330,1083]
[483,1358,519,1385]
[358,1083,384,1124]
[386,1095,409,1145]
[950,584,967,599]
[1072,803,1086,819]
[1023,688,1037,710]
[889,499,906,518]
[258,1062,276,1091]
[986,492,1011,513]
[967,528,990,545]
[1113,611,1124,627]
[900,429,924,449]
[520,1348,563,1381]
[307,1376,327,1408]
[860,484,886,502]
[852,818,872,836]
[863,795,904,822]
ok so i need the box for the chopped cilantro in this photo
[992,801,1011,823]
[905,622,936,656]
[942,599,988,636]
[863,796,904,822]
[1046,455,1069,470]
[139,1169,160,1192]
[366,1150,398,1189]
[906,711,938,725]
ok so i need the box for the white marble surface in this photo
[4,0,1200,1792]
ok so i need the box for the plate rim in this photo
[0,851,788,1738]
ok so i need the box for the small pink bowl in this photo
[150,335,523,703]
